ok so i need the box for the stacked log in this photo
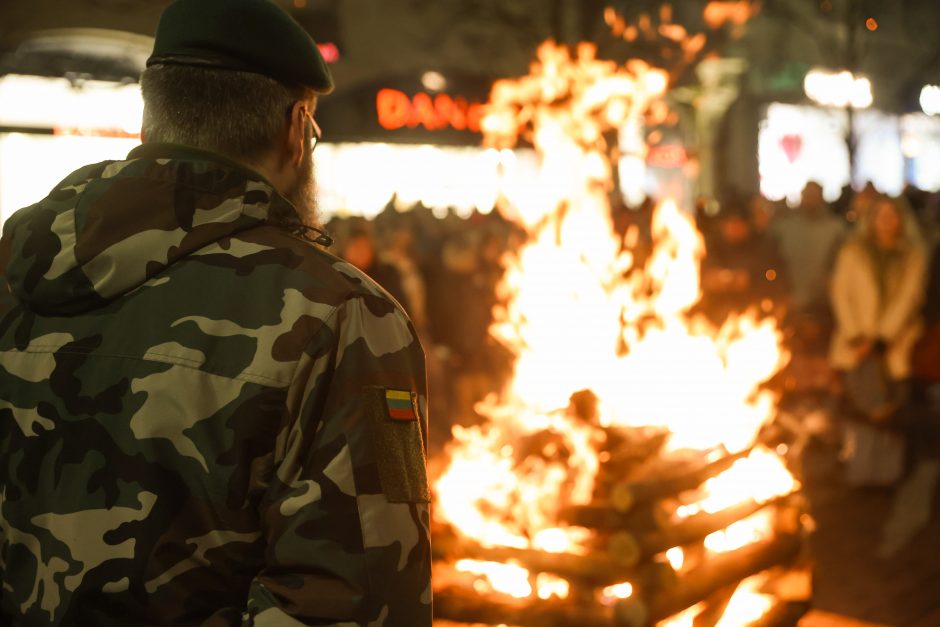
[433,529,804,626]
[433,422,810,627]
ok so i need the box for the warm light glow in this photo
[704,510,775,553]
[421,70,448,92]
[433,41,793,599]
[533,526,592,554]
[314,142,527,219]
[681,447,799,517]
[656,575,774,626]
[0,74,143,135]
[0,133,140,227]
[803,69,873,109]
[715,574,775,626]
[0,75,145,227]
[665,546,685,570]
[601,581,634,604]
[921,84,940,116]
[535,572,571,600]
[424,27,791,625]
[455,559,533,598]
[703,1,758,29]
[658,603,706,627]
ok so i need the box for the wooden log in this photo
[636,558,680,594]
[598,428,671,473]
[607,530,643,567]
[758,564,813,604]
[433,532,639,584]
[584,497,788,567]
[609,449,751,513]
[558,500,672,532]
[692,582,740,627]
[614,533,802,627]
[635,497,786,557]
[435,498,788,584]
[744,599,810,627]
[433,584,615,627]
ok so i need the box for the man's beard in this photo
[285,143,320,229]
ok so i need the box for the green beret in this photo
[147,0,333,94]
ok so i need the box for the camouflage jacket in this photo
[0,143,431,626]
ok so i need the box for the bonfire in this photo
[431,31,809,627]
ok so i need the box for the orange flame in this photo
[433,40,792,625]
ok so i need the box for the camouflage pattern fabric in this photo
[0,143,431,626]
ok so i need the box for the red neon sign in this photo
[376,88,483,133]
[317,42,340,64]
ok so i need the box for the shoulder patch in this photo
[365,387,430,503]
[385,389,418,421]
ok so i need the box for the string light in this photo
[803,69,872,109]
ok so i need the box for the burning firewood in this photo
[558,500,672,532]
[634,495,791,557]
[614,533,802,626]
[745,598,812,626]
[433,532,639,585]
[583,496,782,569]
[430,10,805,624]
[432,533,802,627]
[609,448,752,512]
[434,584,615,627]
[692,582,741,627]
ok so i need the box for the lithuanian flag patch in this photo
[385,389,418,421]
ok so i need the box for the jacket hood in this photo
[0,143,305,316]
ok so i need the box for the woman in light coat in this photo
[830,193,927,390]
[831,194,940,554]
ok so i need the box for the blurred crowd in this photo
[684,181,940,555]
[693,182,940,518]
[326,205,521,454]
[328,183,940,497]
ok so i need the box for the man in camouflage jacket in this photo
[0,1,432,625]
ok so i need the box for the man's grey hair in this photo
[140,64,309,162]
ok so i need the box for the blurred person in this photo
[848,197,940,558]
[846,181,879,225]
[340,225,411,315]
[748,193,780,236]
[829,195,929,504]
[830,183,855,219]
[924,244,940,332]
[426,231,500,429]
[909,238,940,449]
[772,181,847,317]
[921,191,940,247]
[829,194,926,389]
[381,225,429,335]
[699,199,789,324]
[0,0,431,624]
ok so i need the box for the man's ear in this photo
[287,100,307,168]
